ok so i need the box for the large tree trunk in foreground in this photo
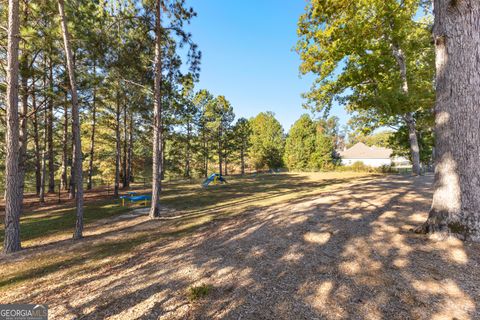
[58,0,84,240]
[4,0,22,253]
[417,0,480,241]
[149,0,162,218]
[391,43,422,176]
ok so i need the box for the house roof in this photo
[338,142,392,159]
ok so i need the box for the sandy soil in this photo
[1,174,479,319]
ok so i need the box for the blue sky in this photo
[185,0,350,132]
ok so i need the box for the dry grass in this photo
[1,172,479,319]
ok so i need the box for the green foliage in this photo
[187,284,213,301]
[284,115,316,170]
[388,110,434,164]
[297,0,434,115]
[348,131,394,148]
[309,124,334,170]
[249,112,285,170]
[338,161,392,174]
[284,114,335,171]
[297,0,435,163]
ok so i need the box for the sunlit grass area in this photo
[1,172,479,319]
[0,172,372,293]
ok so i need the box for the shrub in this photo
[336,161,393,173]
[187,283,213,301]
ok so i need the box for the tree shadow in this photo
[2,174,479,319]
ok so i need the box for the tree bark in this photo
[33,88,41,194]
[218,127,222,174]
[122,104,128,188]
[39,102,48,203]
[204,135,208,178]
[149,0,163,218]
[3,0,22,253]
[404,112,421,175]
[114,92,121,197]
[87,62,97,190]
[127,114,133,183]
[60,91,68,190]
[19,53,28,197]
[184,120,191,178]
[417,0,480,241]
[391,43,422,176]
[58,0,84,240]
[240,147,245,175]
[47,57,55,193]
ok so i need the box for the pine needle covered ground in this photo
[1,172,479,319]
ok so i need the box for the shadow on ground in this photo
[1,174,479,319]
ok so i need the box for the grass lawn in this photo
[1,172,479,319]
[0,172,371,292]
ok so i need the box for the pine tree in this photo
[3,0,23,253]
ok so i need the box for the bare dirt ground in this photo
[1,174,480,319]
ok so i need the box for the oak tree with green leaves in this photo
[297,0,434,175]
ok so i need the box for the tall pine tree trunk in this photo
[391,43,421,176]
[60,91,68,190]
[240,147,245,175]
[185,120,191,178]
[58,0,84,240]
[3,0,22,253]
[114,93,121,197]
[87,62,97,190]
[218,127,222,174]
[47,57,55,193]
[417,0,480,241]
[127,114,133,183]
[122,105,128,188]
[68,100,75,199]
[33,89,41,194]
[39,105,48,203]
[19,55,28,197]
[149,0,163,218]
[203,134,208,178]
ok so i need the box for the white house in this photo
[338,142,410,168]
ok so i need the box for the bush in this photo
[336,161,393,173]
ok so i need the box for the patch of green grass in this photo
[187,283,213,301]
[0,231,152,292]
[0,201,130,245]
[0,172,375,293]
